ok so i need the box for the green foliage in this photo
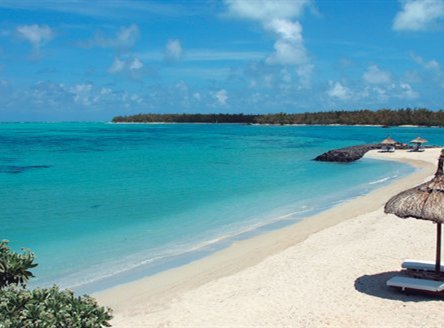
[112,113,255,123]
[112,108,444,126]
[0,285,112,328]
[0,240,37,288]
[0,240,113,327]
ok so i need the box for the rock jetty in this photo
[314,144,381,163]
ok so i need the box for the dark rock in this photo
[314,144,381,163]
[0,165,51,174]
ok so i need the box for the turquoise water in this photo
[1,123,441,292]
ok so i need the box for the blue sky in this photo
[0,0,443,121]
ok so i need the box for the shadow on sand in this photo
[354,271,444,302]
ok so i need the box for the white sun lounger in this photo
[402,259,444,272]
[387,276,444,293]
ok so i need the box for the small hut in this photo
[410,136,428,152]
[380,136,397,152]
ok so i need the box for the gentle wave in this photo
[368,175,398,185]
[60,207,316,291]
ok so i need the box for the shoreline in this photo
[75,157,409,294]
[95,149,440,326]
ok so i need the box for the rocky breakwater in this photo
[314,144,381,163]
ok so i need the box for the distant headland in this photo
[112,108,444,126]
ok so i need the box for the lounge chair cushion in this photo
[387,276,444,292]
[402,259,444,272]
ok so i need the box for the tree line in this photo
[112,108,444,126]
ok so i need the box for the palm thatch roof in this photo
[410,136,428,144]
[380,136,397,145]
[384,149,444,224]
[385,149,444,274]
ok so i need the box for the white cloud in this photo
[353,82,419,102]
[16,24,54,49]
[129,57,143,70]
[70,83,94,106]
[424,59,440,70]
[115,24,139,47]
[265,19,308,66]
[327,81,351,100]
[410,54,444,89]
[265,18,303,42]
[164,39,183,62]
[393,0,444,31]
[214,89,228,105]
[108,57,144,78]
[412,54,441,70]
[399,82,420,98]
[100,87,112,96]
[193,92,201,100]
[66,83,144,109]
[225,0,310,21]
[84,24,139,49]
[108,58,126,73]
[109,57,144,73]
[363,65,392,84]
[225,0,313,84]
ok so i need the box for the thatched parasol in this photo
[385,149,444,274]
[381,136,397,145]
[410,136,428,144]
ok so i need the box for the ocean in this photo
[1,122,441,293]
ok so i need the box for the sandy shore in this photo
[96,148,443,327]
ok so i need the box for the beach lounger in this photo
[387,276,444,294]
[402,259,444,272]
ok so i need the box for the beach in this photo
[95,148,443,327]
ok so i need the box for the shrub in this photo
[0,285,112,328]
[0,240,37,288]
[0,240,112,327]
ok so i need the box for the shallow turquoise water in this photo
[1,123,441,292]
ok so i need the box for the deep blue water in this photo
[1,123,441,292]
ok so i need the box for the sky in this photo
[0,0,443,121]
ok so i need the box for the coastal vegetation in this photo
[112,108,444,126]
[0,240,112,327]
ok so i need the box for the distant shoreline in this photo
[111,121,439,128]
[111,109,444,126]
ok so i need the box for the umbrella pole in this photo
[436,223,442,274]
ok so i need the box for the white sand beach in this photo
[96,148,443,327]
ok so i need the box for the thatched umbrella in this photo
[410,136,428,144]
[385,149,444,274]
[380,136,397,152]
[410,136,428,151]
[381,136,397,145]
